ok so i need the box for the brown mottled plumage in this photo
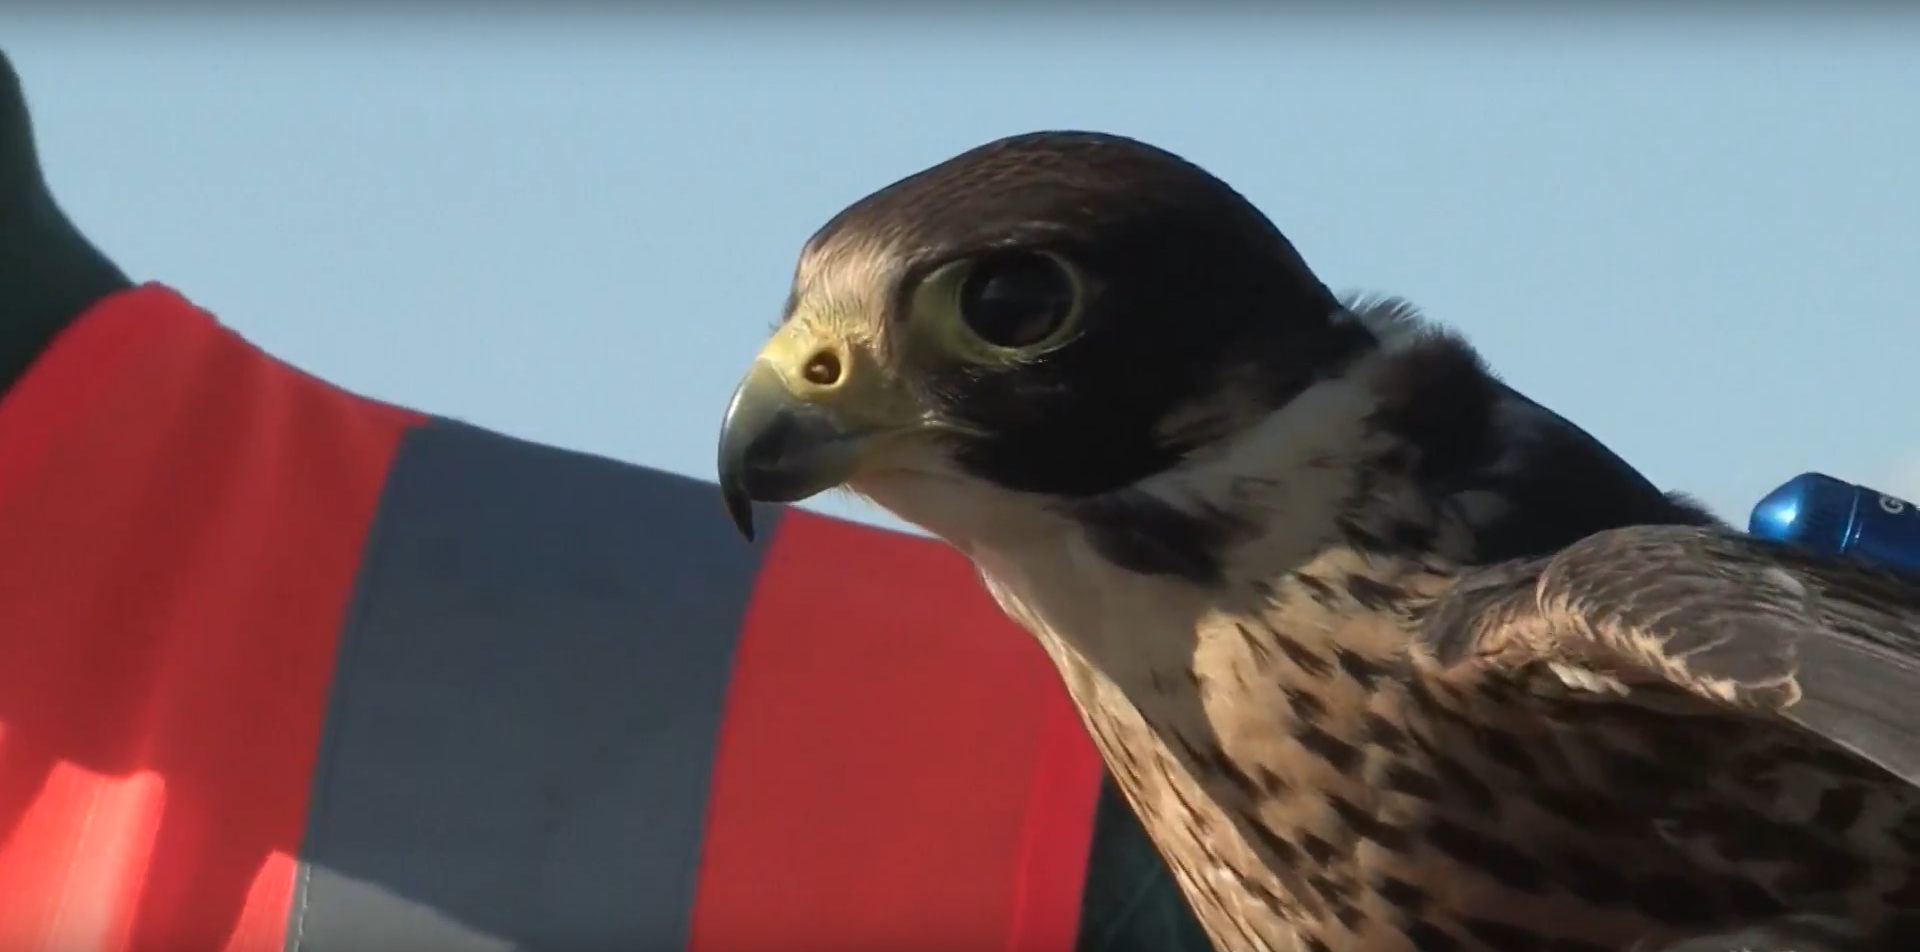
[715,131,1920,952]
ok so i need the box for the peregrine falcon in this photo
[714,131,1920,952]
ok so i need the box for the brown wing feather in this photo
[1422,523,1920,786]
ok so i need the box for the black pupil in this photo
[957,253,1073,349]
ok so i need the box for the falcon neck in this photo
[986,449,1471,716]
[970,464,1464,942]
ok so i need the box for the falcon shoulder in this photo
[1418,523,1920,786]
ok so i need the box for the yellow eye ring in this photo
[907,250,1086,364]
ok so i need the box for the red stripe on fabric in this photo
[0,285,423,951]
[1005,692,1104,952]
[687,510,1103,952]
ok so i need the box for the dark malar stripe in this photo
[289,419,778,951]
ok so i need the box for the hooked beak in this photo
[716,324,915,541]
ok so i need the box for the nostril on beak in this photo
[802,349,843,388]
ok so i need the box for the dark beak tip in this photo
[721,482,758,543]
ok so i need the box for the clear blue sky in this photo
[6,10,1917,531]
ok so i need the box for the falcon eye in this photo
[954,251,1080,351]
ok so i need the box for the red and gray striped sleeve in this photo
[0,284,1106,952]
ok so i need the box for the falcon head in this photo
[716,131,1413,551]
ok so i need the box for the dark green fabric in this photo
[0,54,131,396]
[1076,778,1216,952]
